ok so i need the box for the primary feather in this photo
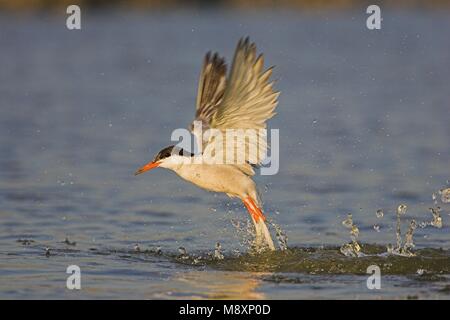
[194,52,227,136]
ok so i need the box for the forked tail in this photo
[242,197,276,251]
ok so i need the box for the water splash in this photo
[402,220,417,255]
[419,207,443,229]
[372,209,384,232]
[230,218,256,249]
[19,238,450,276]
[342,214,353,228]
[432,192,438,205]
[269,220,288,251]
[342,203,422,258]
[340,214,362,257]
[395,204,407,250]
[439,188,450,203]
[384,204,418,257]
[214,242,224,260]
[429,207,443,228]
[397,204,408,215]
[376,209,384,218]
[230,216,288,251]
[178,246,188,259]
[386,243,394,254]
[17,239,35,246]
[63,237,76,246]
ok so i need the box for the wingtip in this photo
[238,36,251,48]
[204,51,211,63]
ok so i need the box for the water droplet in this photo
[340,213,362,257]
[352,241,361,253]
[429,207,442,228]
[386,244,394,254]
[403,219,417,253]
[418,221,428,228]
[342,214,353,228]
[439,188,450,203]
[376,209,384,218]
[272,222,288,250]
[350,225,359,237]
[397,204,407,215]
[230,219,240,229]
[214,242,224,260]
[395,205,405,250]
[178,246,187,256]
[340,243,355,257]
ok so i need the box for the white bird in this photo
[135,38,280,251]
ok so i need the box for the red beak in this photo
[134,161,161,176]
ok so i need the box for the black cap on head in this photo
[153,145,175,162]
[153,145,192,162]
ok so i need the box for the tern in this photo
[135,38,279,250]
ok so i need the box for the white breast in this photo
[174,162,256,199]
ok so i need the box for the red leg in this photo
[242,197,266,222]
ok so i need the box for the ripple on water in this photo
[31,240,448,276]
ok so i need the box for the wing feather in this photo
[191,38,280,176]
[205,38,279,174]
[193,52,227,132]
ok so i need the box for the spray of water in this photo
[376,209,384,218]
[230,218,255,249]
[214,242,224,260]
[439,188,450,203]
[429,207,443,228]
[383,204,419,257]
[403,219,417,254]
[419,207,443,229]
[230,214,288,252]
[340,214,363,257]
[396,204,407,250]
[178,246,189,260]
[342,181,449,259]
[269,220,288,251]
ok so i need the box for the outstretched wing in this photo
[205,38,279,175]
[191,52,227,143]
